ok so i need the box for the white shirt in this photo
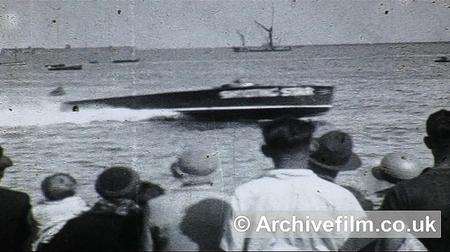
[32,196,89,249]
[220,169,364,251]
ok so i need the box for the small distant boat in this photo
[0,61,26,66]
[89,60,99,64]
[48,65,82,71]
[45,63,65,68]
[49,87,66,96]
[435,56,450,63]
[112,59,140,64]
[0,50,26,66]
[62,83,334,120]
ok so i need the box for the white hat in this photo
[372,153,424,181]
[171,144,219,178]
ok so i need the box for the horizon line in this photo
[2,40,449,51]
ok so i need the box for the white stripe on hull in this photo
[175,105,332,112]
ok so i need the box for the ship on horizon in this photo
[232,7,292,53]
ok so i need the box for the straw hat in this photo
[372,153,423,181]
[171,145,219,178]
[310,131,361,171]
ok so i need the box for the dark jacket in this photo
[381,167,450,252]
[342,185,374,210]
[39,200,144,252]
[0,188,35,252]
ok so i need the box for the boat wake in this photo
[1,102,180,127]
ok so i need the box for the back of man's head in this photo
[262,117,315,153]
[426,109,450,147]
[41,173,77,201]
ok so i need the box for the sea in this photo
[0,42,449,205]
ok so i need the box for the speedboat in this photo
[62,83,334,120]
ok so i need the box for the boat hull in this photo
[63,85,333,120]
[181,106,331,120]
[112,59,140,63]
[48,65,82,71]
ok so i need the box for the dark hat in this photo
[95,166,141,200]
[309,131,361,171]
[0,146,13,170]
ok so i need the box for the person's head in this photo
[371,153,423,185]
[95,166,141,202]
[0,146,13,180]
[261,117,315,161]
[424,110,450,166]
[41,173,77,201]
[309,130,361,181]
[170,144,219,186]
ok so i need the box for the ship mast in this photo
[254,5,275,49]
[236,30,246,47]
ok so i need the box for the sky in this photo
[0,0,449,49]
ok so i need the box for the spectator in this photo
[40,166,159,252]
[309,136,427,251]
[0,146,36,252]
[370,153,423,209]
[381,109,450,251]
[144,144,230,251]
[220,117,364,251]
[309,130,374,210]
[33,173,89,251]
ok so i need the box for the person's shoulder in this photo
[150,190,229,209]
[234,176,272,194]
[147,193,184,215]
[148,192,176,205]
[201,191,229,201]
[60,209,114,231]
[320,179,354,195]
[394,169,438,190]
[0,187,30,203]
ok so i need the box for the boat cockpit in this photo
[219,82,259,89]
